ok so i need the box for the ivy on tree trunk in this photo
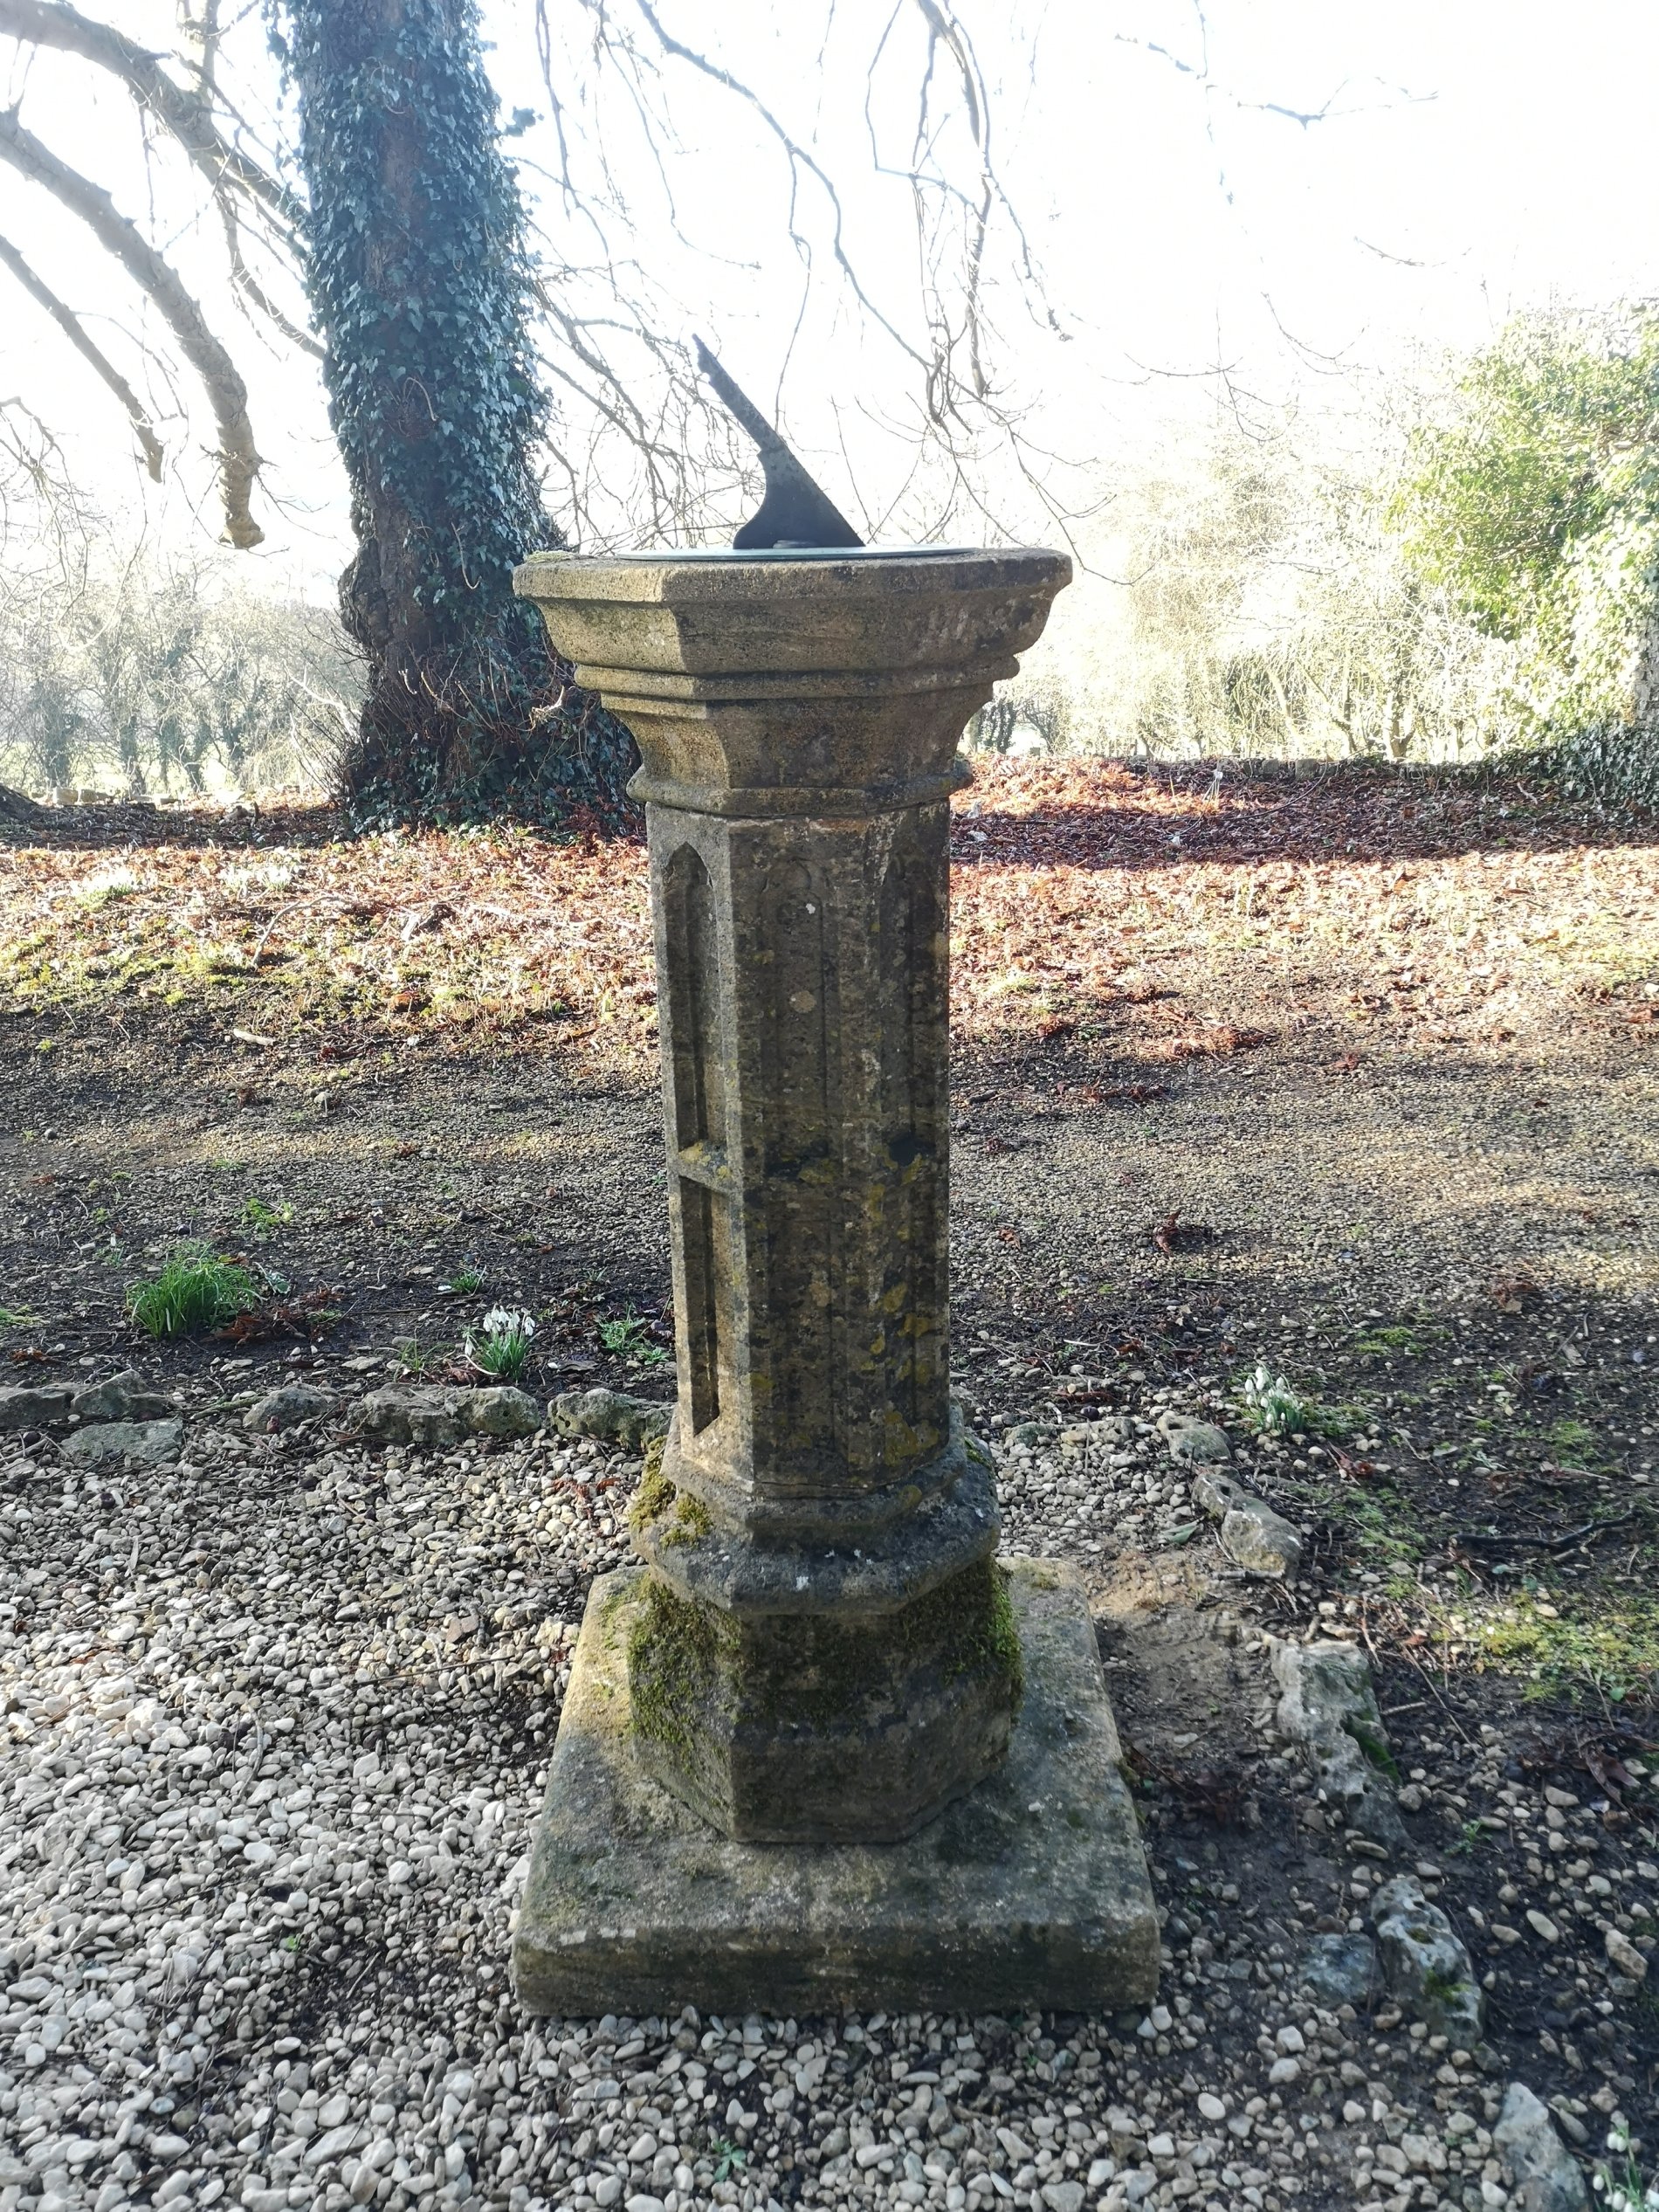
[275,0,636,828]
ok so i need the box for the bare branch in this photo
[620,0,930,372]
[0,0,299,224]
[0,104,264,545]
[216,195,323,357]
[0,232,165,479]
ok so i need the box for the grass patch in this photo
[0,1306,38,1329]
[240,1196,293,1237]
[126,1245,258,1339]
[1439,1591,1659,1703]
[1546,1417,1601,1469]
[1311,1483,1428,1577]
[598,1306,670,1365]
[1353,1321,1449,1360]
[391,1334,444,1377]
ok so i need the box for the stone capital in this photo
[514,546,1070,817]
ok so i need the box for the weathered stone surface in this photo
[518,547,1070,1847]
[1369,1874,1484,2042]
[1219,1502,1304,1576]
[61,1417,183,1471]
[72,1370,178,1423]
[244,1383,338,1433]
[513,1558,1158,2015]
[1271,1637,1407,1848]
[0,1385,74,1431]
[1158,1413,1233,1466]
[627,1554,1022,1843]
[464,1386,542,1438]
[1298,1932,1379,2008]
[1493,2083,1590,2212]
[350,1384,540,1446]
[630,1416,1000,1618]
[1604,1924,1649,1981]
[1194,1468,1304,1576]
[547,1387,671,1451]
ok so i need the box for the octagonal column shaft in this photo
[653,800,951,1526]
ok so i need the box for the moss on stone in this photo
[662,1491,712,1547]
[628,1572,741,1760]
[626,1435,675,1534]
[631,1558,1022,1755]
[981,1562,1025,1709]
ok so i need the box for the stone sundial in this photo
[508,349,1157,2014]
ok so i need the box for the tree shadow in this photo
[2,796,348,852]
[952,756,1659,872]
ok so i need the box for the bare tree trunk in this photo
[279,0,636,824]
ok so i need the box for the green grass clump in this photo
[1449,1591,1659,1703]
[1546,1417,1600,1468]
[240,1196,293,1237]
[126,1246,258,1339]
[598,1306,670,1365]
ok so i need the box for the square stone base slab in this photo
[512,1556,1160,2016]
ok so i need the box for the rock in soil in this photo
[244,1381,340,1432]
[0,1384,75,1430]
[1493,2080,1592,2210]
[1192,1468,1304,1575]
[1270,1635,1408,1848]
[59,1415,184,1470]
[1298,1930,1380,2008]
[548,1385,671,1451]
[1157,1412,1234,1466]
[1369,1872,1484,2043]
[350,1382,541,1446]
[71,1368,179,1422]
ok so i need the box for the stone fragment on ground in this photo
[1368,1872,1484,2041]
[0,1383,75,1430]
[1298,1930,1380,2008]
[0,1369,178,1430]
[349,1382,541,1446]
[1156,1410,1234,1465]
[72,1368,179,1422]
[1270,1636,1408,1847]
[1603,1924,1649,1981]
[244,1381,339,1432]
[1193,1466,1304,1576]
[1493,2082,1591,2211]
[59,1415,185,1470]
[547,1385,671,1451]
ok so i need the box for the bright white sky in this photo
[3,0,1658,665]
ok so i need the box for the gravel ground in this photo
[3,1375,1654,2212]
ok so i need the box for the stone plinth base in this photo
[512,1558,1160,2016]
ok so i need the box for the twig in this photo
[1400,1643,1474,1747]
[1454,1506,1640,1554]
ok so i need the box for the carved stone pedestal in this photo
[510,547,1158,2011]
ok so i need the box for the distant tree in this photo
[1393,307,1659,767]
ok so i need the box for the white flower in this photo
[479,1306,534,1340]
